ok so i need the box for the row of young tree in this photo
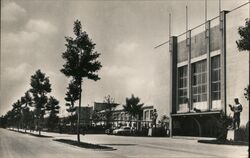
[0,70,60,135]
[0,19,102,143]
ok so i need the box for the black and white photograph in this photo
[0,0,249,157]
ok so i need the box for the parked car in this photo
[112,126,131,135]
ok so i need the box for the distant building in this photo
[169,5,249,137]
[93,102,155,128]
[94,102,119,112]
[112,105,154,128]
[76,106,93,126]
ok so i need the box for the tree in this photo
[103,95,118,128]
[12,100,22,131]
[30,69,51,135]
[236,19,250,52]
[0,115,7,128]
[22,107,33,132]
[236,19,250,103]
[5,110,15,128]
[159,115,170,129]
[123,94,144,130]
[21,91,33,132]
[65,79,80,126]
[61,20,102,142]
[244,85,249,100]
[46,96,60,131]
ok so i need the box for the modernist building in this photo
[93,102,154,128]
[112,105,154,128]
[169,4,249,137]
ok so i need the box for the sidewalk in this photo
[172,136,216,140]
[5,128,248,158]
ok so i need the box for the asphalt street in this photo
[0,128,248,158]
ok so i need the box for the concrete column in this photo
[186,31,192,111]
[220,11,229,114]
[169,36,177,137]
[206,21,211,111]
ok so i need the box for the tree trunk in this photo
[70,112,73,133]
[129,115,132,127]
[38,119,41,135]
[30,123,32,132]
[77,79,82,143]
[18,122,20,132]
[136,115,140,131]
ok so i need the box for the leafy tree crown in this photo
[123,94,144,117]
[236,19,250,51]
[65,79,80,110]
[61,20,102,81]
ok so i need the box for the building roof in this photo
[142,105,154,110]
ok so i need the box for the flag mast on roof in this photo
[186,5,188,32]
[169,13,171,38]
[205,0,207,22]
[219,0,221,14]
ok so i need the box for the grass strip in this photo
[54,139,116,151]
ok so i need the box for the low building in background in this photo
[92,102,155,129]
[76,106,93,126]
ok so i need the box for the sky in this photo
[1,0,249,117]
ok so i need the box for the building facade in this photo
[76,106,93,126]
[93,102,154,128]
[112,105,154,128]
[169,5,249,137]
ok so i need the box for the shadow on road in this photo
[53,139,116,151]
[101,144,137,146]
[198,139,249,146]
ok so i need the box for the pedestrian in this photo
[228,98,243,130]
[151,109,158,127]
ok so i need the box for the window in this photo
[178,66,188,104]
[121,113,124,121]
[144,110,149,120]
[149,110,153,119]
[211,56,221,100]
[192,60,207,103]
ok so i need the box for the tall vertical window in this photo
[149,110,153,119]
[178,66,188,105]
[144,110,149,120]
[192,60,207,103]
[211,56,221,100]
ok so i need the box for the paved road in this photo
[0,128,248,158]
